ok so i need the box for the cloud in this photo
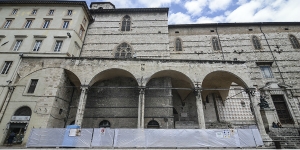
[225,1,262,22]
[236,0,248,5]
[196,16,226,23]
[208,0,232,12]
[138,0,180,7]
[169,12,192,24]
[184,0,208,16]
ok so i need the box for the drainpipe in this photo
[259,23,285,84]
[216,23,225,61]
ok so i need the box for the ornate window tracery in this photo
[212,37,220,51]
[115,42,132,58]
[289,35,300,49]
[175,38,182,51]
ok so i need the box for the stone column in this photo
[247,90,272,142]
[75,85,89,127]
[138,88,145,128]
[195,89,205,129]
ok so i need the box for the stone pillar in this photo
[138,88,145,128]
[247,90,272,142]
[75,85,89,127]
[195,90,205,129]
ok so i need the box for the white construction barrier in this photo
[27,128,264,148]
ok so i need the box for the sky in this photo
[83,0,300,24]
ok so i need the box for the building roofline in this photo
[90,8,169,14]
[90,2,116,9]
[0,1,93,22]
[168,22,300,28]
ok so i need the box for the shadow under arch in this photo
[14,106,32,116]
[202,71,249,101]
[64,69,81,88]
[89,68,137,86]
[146,70,194,100]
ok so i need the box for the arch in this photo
[147,120,159,128]
[212,37,220,51]
[175,38,182,51]
[289,34,300,49]
[89,68,137,86]
[114,42,132,58]
[252,35,262,50]
[202,71,249,101]
[99,120,111,128]
[146,70,194,100]
[18,67,82,87]
[14,106,32,116]
[121,15,131,31]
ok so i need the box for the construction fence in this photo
[26,128,264,148]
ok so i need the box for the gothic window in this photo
[115,42,132,58]
[212,37,220,51]
[99,120,110,128]
[175,38,182,51]
[289,35,300,49]
[14,106,32,116]
[252,35,262,50]
[121,15,131,31]
[147,120,159,129]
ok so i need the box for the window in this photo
[33,40,42,51]
[260,66,273,78]
[24,20,32,28]
[48,9,54,15]
[175,38,182,51]
[79,26,85,38]
[54,41,63,52]
[252,35,262,50]
[82,18,87,26]
[99,120,110,128]
[1,61,12,74]
[11,9,18,15]
[115,42,132,58]
[147,120,159,129]
[13,40,22,51]
[67,10,72,16]
[27,79,38,93]
[42,20,50,28]
[212,37,220,51]
[121,15,131,31]
[3,20,12,28]
[289,35,300,49]
[31,9,37,15]
[62,21,69,29]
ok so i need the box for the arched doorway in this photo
[84,68,138,128]
[202,71,254,128]
[147,120,159,129]
[145,70,196,129]
[99,120,111,128]
[5,106,32,145]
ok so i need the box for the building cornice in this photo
[90,8,169,14]
[0,1,93,22]
[168,22,300,28]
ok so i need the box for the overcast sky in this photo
[84,0,300,24]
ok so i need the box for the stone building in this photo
[0,1,92,145]
[0,1,300,148]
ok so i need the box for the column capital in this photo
[245,88,256,96]
[80,85,89,90]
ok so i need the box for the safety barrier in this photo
[26,128,263,148]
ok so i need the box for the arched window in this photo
[115,42,132,58]
[289,35,300,49]
[14,106,31,116]
[99,120,110,128]
[147,120,159,129]
[121,15,131,31]
[252,35,262,50]
[212,37,220,51]
[175,38,182,51]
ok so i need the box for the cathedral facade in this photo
[0,1,300,147]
